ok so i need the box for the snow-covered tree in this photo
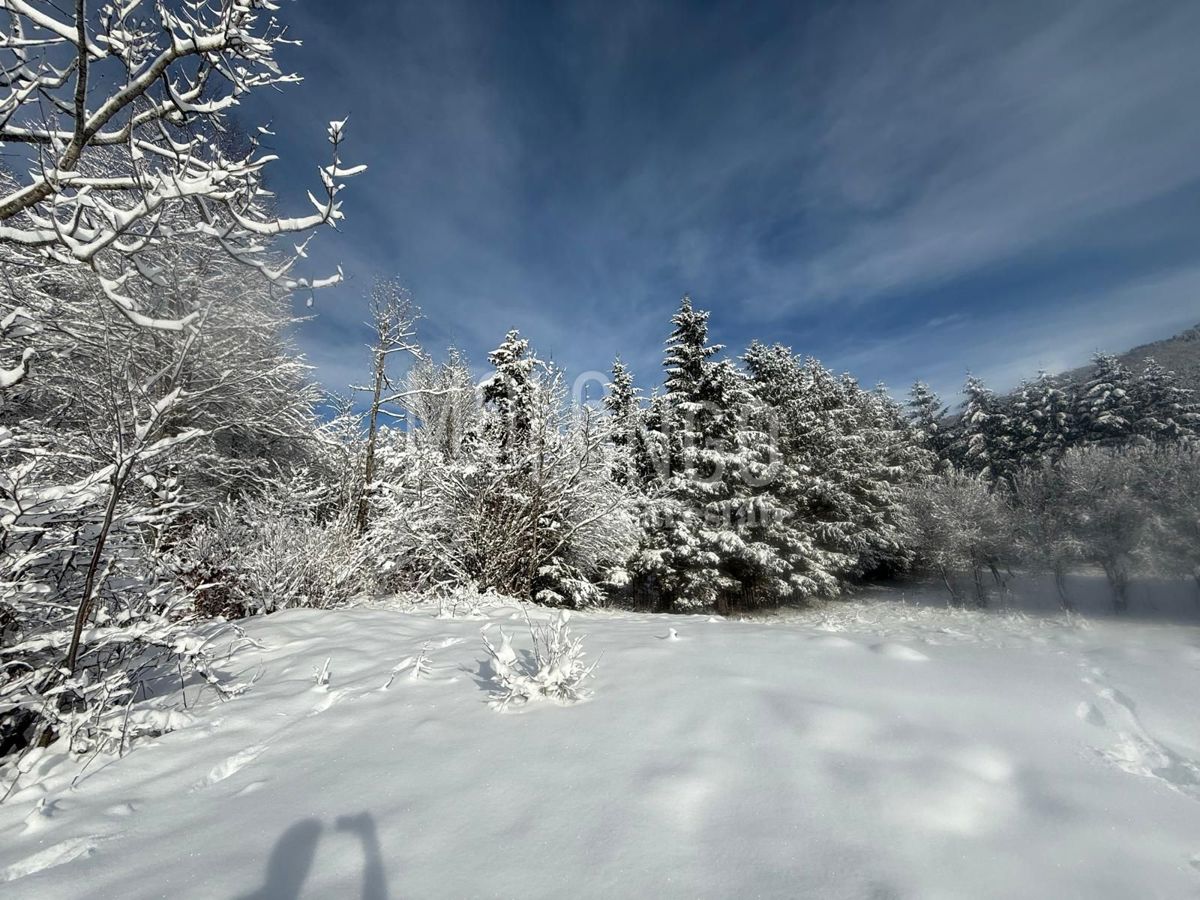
[1130,358,1199,446]
[952,375,1016,482]
[1075,354,1136,448]
[907,381,951,464]
[367,335,635,607]
[745,344,928,588]
[0,0,367,759]
[603,358,642,485]
[1139,445,1200,599]
[0,0,361,342]
[403,349,479,460]
[1054,447,1148,613]
[353,280,422,534]
[1009,372,1074,466]
[904,469,1014,607]
[623,300,799,612]
[480,330,538,464]
[1009,461,1084,611]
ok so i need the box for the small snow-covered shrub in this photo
[481,611,597,708]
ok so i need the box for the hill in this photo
[1060,322,1200,391]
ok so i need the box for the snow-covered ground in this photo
[2,586,1200,899]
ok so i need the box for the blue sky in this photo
[240,0,1200,405]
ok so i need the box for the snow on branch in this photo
[0,0,364,330]
[481,611,598,709]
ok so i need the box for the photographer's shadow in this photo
[236,812,388,900]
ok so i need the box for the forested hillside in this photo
[1057,322,1200,393]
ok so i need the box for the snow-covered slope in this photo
[2,593,1199,899]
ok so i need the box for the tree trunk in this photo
[356,348,387,536]
[972,563,988,609]
[64,466,124,673]
[1103,560,1129,614]
[938,566,961,607]
[1054,562,1074,613]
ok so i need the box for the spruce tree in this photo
[604,357,644,485]
[1075,353,1136,448]
[1132,357,1200,445]
[907,381,951,464]
[481,329,537,462]
[1010,372,1073,465]
[954,375,1015,482]
[630,298,792,612]
[745,345,928,589]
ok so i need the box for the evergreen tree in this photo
[744,344,928,590]
[907,381,951,464]
[604,358,639,434]
[1075,353,1136,448]
[603,358,642,484]
[954,375,1015,482]
[1132,357,1200,445]
[629,299,792,612]
[481,330,538,462]
[1010,372,1073,465]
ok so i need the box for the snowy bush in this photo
[1053,446,1162,613]
[168,480,369,618]
[0,591,229,764]
[366,334,636,607]
[904,468,1015,607]
[481,611,598,708]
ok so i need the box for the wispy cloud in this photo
[245,0,1200,402]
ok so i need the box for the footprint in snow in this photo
[21,797,63,834]
[234,780,268,797]
[309,687,347,716]
[1081,665,1200,801]
[1075,701,1106,727]
[193,744,267,791]
[0,837,99,884]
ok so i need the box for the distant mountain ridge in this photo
[1057,322,1200,393]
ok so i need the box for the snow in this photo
[2,587,1199,898]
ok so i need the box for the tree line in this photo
[906,358,1199,611]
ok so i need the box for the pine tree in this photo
[744,345,929,590]
[954,375,1015,482]
[604,358,639,432]
[907,381,951,464]
[481,330,538,462]
[1010,372,1073,465]
[629,299,792,612]
[1075,353,1136,448]
[604,358,642,484]
[1132,357,1200,445]
[663,295,722,405]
